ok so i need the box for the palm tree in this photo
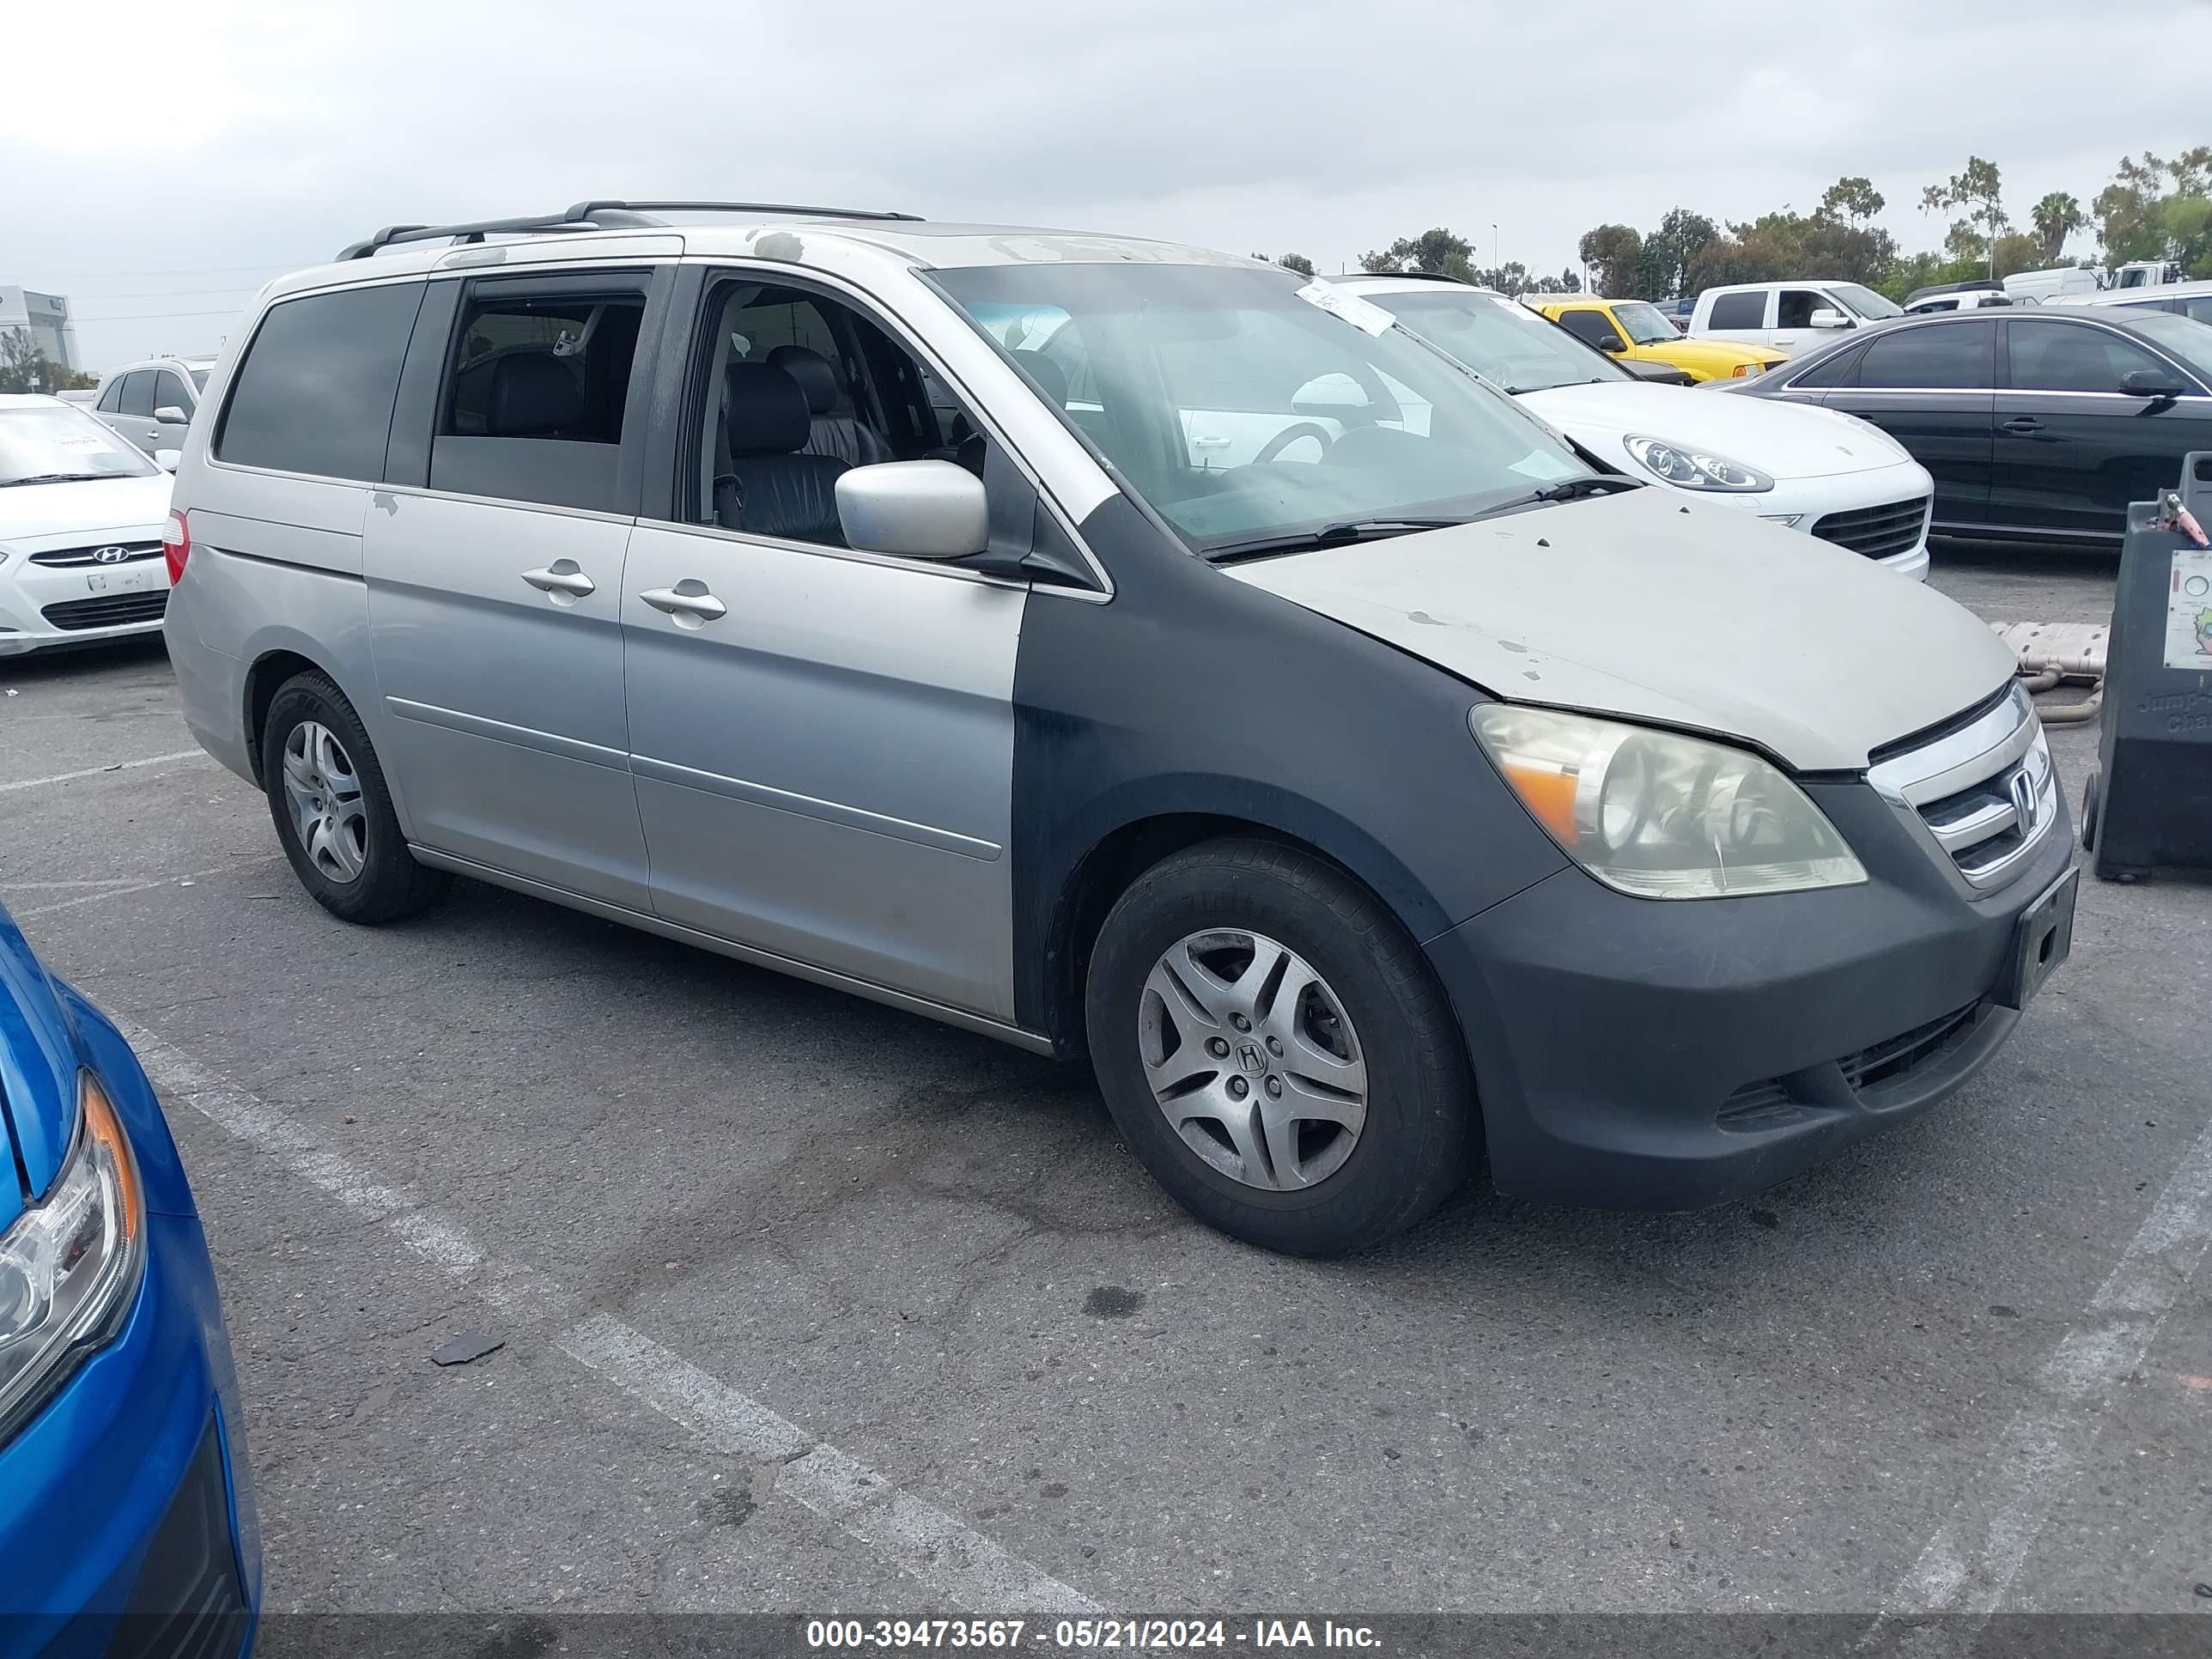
[2030,191,2085,264]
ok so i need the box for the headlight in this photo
[1471,705,1867,899]
[1622,434,1773,492]
[0,1072,144,1443]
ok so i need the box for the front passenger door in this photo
[149,368,195,455]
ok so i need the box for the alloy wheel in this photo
[280,720,368,884]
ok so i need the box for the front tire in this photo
[262,672,451,924]
[1085,838,1477,1255]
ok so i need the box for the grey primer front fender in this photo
[1006,493,1571,1056]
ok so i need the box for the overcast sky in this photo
[11,0,2206,370]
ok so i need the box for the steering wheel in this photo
[1252,422,1335,465]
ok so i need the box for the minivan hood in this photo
[0,473,172,544]
[0,904,82,1228]
[1224,489,2014,772]
[1518,380,1910,478]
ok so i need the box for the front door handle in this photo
[1192,435,1231,449]
[2001,416,2045,435]
[521,560,596,602]
[639,580,728,627]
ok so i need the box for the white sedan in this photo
[0,395,176,658]
[1339,276,1934,580]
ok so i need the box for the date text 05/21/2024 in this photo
[804,1619,1384,1650]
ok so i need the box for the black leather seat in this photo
[717,362,849,544]
[486,353,586,437]
[766,345,894,468]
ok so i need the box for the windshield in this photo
[2129,312,2212,381]
[931,264,1591,556]
[1611,301,1679,345]
[0,400,158,486]
[190,368,211,390]
[1373,290,1631,392]
[1831,283,1904,320]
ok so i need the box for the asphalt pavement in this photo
[2,538,2209,1628]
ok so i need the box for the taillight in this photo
[162,509,190,585]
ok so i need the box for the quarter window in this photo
[216,285,424,480]
[95,376,125,413]
[1854,324,1991,390]
[2007,322,2166,393]
[1705,292,1766,330]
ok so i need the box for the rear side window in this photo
[1706,292,1766,330]
[2186,297,2212,325]
[2008,320,2165,393]
[428,285,647,513]
[216,285,424,480]
[118,372,155,418]
[1855,323,1992,389]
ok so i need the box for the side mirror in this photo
[1809,308,1850,329]
[835,460,988,561]
[154,405,190,424]
[1290,372,1370,412]
[154,449,182,473]
[2119,367,2185,398]
[1595,333,1627,353]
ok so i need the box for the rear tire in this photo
[1085,837,1477,1256]
[262,672,451,925]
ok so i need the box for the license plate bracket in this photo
[1999,866,2078,1011]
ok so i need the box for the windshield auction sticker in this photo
[1295,281,1395,337]
[2167,548,2212,671]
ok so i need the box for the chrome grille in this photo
[27,539,162,568]
[1868,684,2057,890]
[1812,495,1929,561]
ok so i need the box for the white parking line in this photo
[12,867,234,920]
[114,1015,1103,1617]
[1871,1106,2212,1641]
[0,748,211,794]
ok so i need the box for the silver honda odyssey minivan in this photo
[162,200,2076,1255]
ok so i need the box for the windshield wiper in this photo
[0,472,118,489]
[1528,475,1640,502]
[1204,518,1465,563]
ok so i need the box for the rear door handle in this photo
[639,580,728,625]
[521,561,596,601]
[2001,416,2045,435]
[1192,435,1231,449]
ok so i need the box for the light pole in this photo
[1492,223,1499,278]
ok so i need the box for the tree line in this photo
[0,327,97,394]
[1333,148,2211,302]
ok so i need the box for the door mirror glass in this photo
[1809,308,1850,330]
[154,405,189,425]
[1289,372,1370,411]
[154,448,182,472]
[836,460,989,560]
[1595,333,1626,353]
[2118,366,2185,398]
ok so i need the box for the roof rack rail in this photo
[336,198,921,260]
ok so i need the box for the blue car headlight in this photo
[0,1072,144,1443]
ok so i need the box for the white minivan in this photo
[1691,280,1905,355]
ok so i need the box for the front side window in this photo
[0,400,158,486]
[153,371,192,419]
[2114,312,2212,383]
[1705,291,1766,330]
[216,284,424,480]
[931,264,1591,558]
[1375,290,1630,392]
[1855,322,1992,390]
[1789,343,1864,388]
[1777,290,1828,329]
[2184,297,2212,326]
[1830,283,1905,320]
[1610,301,1677,345]
[1553,308,1618,347]
[2008,321,2166,393]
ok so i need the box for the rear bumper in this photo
[1426,777,2075,1211]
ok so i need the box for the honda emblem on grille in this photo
[91,546,131,564]
[2008,768,2039,834]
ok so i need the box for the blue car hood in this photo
[0,902,79,1227]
